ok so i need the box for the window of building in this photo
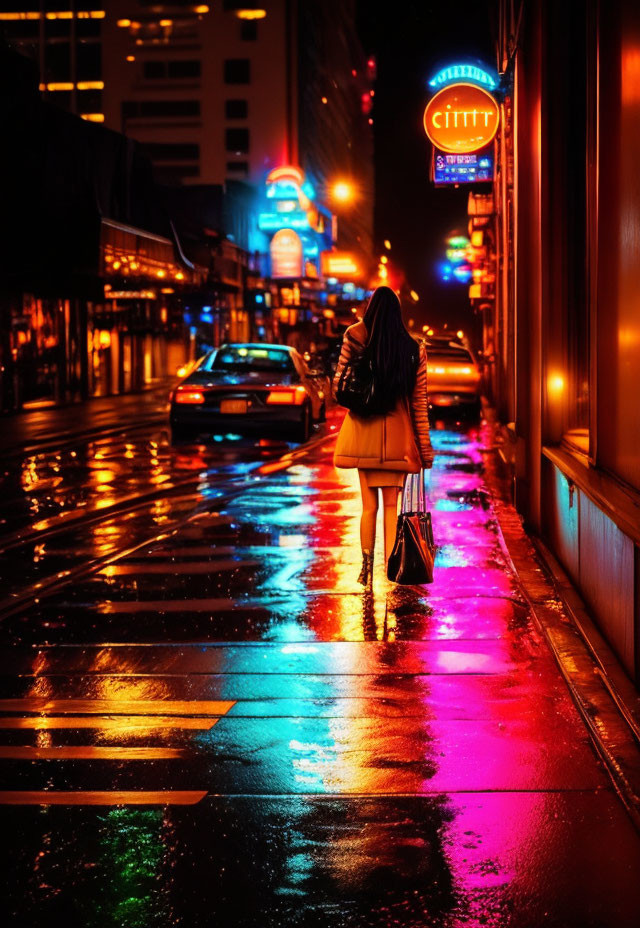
[224,58,250,84]
[77,89,102,112]
[77,43,101,81]
[44,41,71,80]
[225,99,248,119]
[226,161,249,176]
[240,20,258,41]
[47,90,72,110]
[143,60,166,79]
[44,20,72,40]
[122,99,200,119]
[76,19,101,38]
[226,128,249,154]
[143,60,201,80]
[168,59,201,79]
[5,21,39,38]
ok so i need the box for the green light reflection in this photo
[88,808,164,928]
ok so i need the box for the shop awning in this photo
[100,218,207,291]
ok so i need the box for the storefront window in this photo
[563,4,595,456]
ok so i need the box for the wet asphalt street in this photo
[1,398,640,928]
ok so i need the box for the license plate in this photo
[220,399,248,414]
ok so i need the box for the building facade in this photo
[100,0,374,264]
[0,1,105,123]
[491,0,640,685]
[102,1,294,188]
[0,2,375,409]
[0,40,202,412]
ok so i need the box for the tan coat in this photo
[332,321,433,472]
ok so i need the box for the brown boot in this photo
[357,550,374,586]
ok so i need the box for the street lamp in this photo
[332,181,354,203]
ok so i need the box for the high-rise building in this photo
[101,2,291,187]
[0,2,106,122]
[100,0,373,261]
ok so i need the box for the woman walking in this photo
[332,286,434,585]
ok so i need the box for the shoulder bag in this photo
[335,337,391,418]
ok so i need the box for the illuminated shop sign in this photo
[270,228,304,279]
[433,148,494,185]
[320,251,361,279]
[428,63,499,91]
[259,211,312,232]
[260,164,326,234]
[262,165,334,276]
[423,83,500,153]
[265,165,315,205]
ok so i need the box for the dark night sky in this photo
[357,0,495,333]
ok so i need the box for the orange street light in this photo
[332,181,354,203]
[383,239,391,250]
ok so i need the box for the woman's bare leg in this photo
[381,487,401,561]
[358,471,378,552]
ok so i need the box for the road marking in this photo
[0,716,219,730]
[0,790,207,805]
[0,700,231,803]
[99,561,260,575]
[95,599,264,613]
[94,599,271,613]
[0,699,236,715]
[0,746,184,760]
[142,546,237,557]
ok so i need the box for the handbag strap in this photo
[402,470,428,514]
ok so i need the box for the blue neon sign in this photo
[428,63,499,91]
[258,211,311,232]
[433,148,494,185]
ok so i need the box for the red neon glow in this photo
[266,165,305,187]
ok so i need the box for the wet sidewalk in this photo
[1,418,640,927]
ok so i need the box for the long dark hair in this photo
[362,286,419,402]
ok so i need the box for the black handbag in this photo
[387,471,435,584]
[335,342,391,418]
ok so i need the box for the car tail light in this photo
[174,385,205,404]
[427,363,479,379]
[266,385,307,405]
[454,365,480,378]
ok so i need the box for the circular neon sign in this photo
[423,83,500,154]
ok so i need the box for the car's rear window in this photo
[202,346,295,373]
